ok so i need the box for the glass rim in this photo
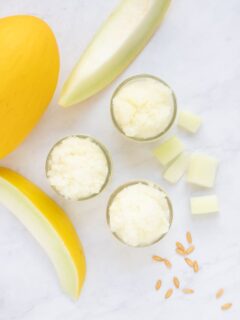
[106,180,173,247]
[45,134,112,201]
[110,74,178,142]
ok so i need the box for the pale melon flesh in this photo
[163,152,190,184]
[59,0,171,107]
[190,195,219,214]
[187,153,219,188]
[0,168,86,299]
[154,136,184,166]
[178,111,202,133]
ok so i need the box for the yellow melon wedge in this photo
[0,167,86,299]
[59,0,171,107]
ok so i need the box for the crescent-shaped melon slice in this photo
[0,167,86,299]
[59,0,171,107]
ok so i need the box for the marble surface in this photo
[1,0,240,319]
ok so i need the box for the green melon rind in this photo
[59,0,171,107]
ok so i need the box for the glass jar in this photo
[111,74,177,142]
[106,180,173,247]
[46,135,112,201]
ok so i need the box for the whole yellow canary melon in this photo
[0,15,60,158]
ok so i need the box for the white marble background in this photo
[1,0,240,319]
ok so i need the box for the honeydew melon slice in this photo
[187,153,219,188]
[190,195,219,214]
[154,136,184,166]
[178,111,202,133]
[163,152,190,184]
[59,0,171,107]
[0,167,86,299]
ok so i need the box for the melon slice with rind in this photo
[0,167,86,299]
[59,0,171,107]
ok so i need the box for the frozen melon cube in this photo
[190,195,219,214]
[187,153,219,188]
[178,111,202,133]
[154,136,184,166]
[163,152,190,184]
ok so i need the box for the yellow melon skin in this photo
[0,15,60,158]
[0,167,86,299]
